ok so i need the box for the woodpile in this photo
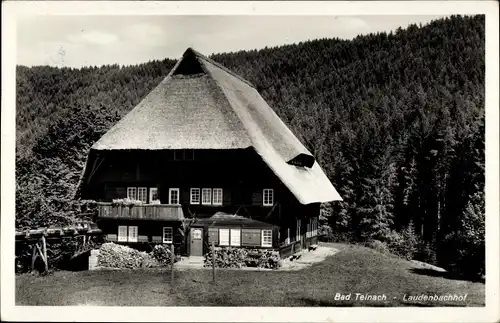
[97,243,160,269]
[152,244,181,265]
[204,247,282,269]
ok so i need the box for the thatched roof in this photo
[77,48,341,204]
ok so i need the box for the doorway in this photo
[190,228,203,256]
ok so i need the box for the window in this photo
[202,188,212,205]
[190,188,200,204]
[263,189,274,206]
[149,187,160,204]
[127,186,153,203]
[169,188,180,205]
[163,227,173,243]
[118,226,128,242]
[311,217,318,237]
[285,228,290,245]
[137,187,147,203]
[297,219,302,241]
[118,225,138,242]
[128,226,138,242]
[306,222,311,238]
[219,229,230,246]
[230,229,241,246]
[261,230,272,247]
[127,187,137,200]
[213,188,223,205]
[186,149,195,161]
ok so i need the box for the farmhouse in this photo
[75,48,342,258]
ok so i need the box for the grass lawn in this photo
[16,243,484,307]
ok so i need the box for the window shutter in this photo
[208,227,219,245]
[118,226,128,242]
[241,229,261,246]
[230,229,241,246]
[128,226,138,242]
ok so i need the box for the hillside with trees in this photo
[15,15,485,278]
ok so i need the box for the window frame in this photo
[261,229,272,247]
[230,228,241,246]
[127,187,137,200]
[163,227,173,244]
[263,189,274,207]
[149,187,160,204]
[219,228,230,246]
[118,225,128,242]
[128,225,138,243]
[285,227,290,245]
[212,188,223,206]
[168,188,180,205]
[202,188,212,205]
[190,188,201,204]
[137,187,147,203]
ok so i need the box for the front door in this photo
[190,228,203,256]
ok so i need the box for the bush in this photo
[318,228,356,243]
[204,247,281,269]
[385,228,418,260]
[98,242,160,269]
[367,239,391,255]
[152,244,181,265]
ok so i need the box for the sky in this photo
[17,15,448,68]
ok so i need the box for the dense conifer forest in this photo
[15,15,485,278]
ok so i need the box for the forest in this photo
[15,15,485,278]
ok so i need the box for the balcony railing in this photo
[97,203,184,221]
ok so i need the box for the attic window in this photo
[172,52,205,75]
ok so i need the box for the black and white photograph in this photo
[1,1,499,322]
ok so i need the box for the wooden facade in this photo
[88,148,321,257]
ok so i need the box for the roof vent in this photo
[287,153,315,168]
[172,49,205,75]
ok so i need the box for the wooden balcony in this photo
[97,203,184,221]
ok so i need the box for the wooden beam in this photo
[31,244,37,271]
[42,236,48,272]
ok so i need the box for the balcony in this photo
[97,203,185,221]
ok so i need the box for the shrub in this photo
[111,198,144,206]
[204,247,281,269]
[318,228,356,243]
[367,239,390,255]
[385,228,418,260]
[98,242,160,269]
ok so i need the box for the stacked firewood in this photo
[97,243,160,269]
[204,247,282,269]
[152,245,181,265]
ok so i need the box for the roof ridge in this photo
[185,47,256,89]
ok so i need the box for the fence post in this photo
[31,244,37,271]
[170,244,175,285]
[211,242,215,283]
[41,235,48,273]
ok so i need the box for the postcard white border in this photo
[2,1,499,322]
